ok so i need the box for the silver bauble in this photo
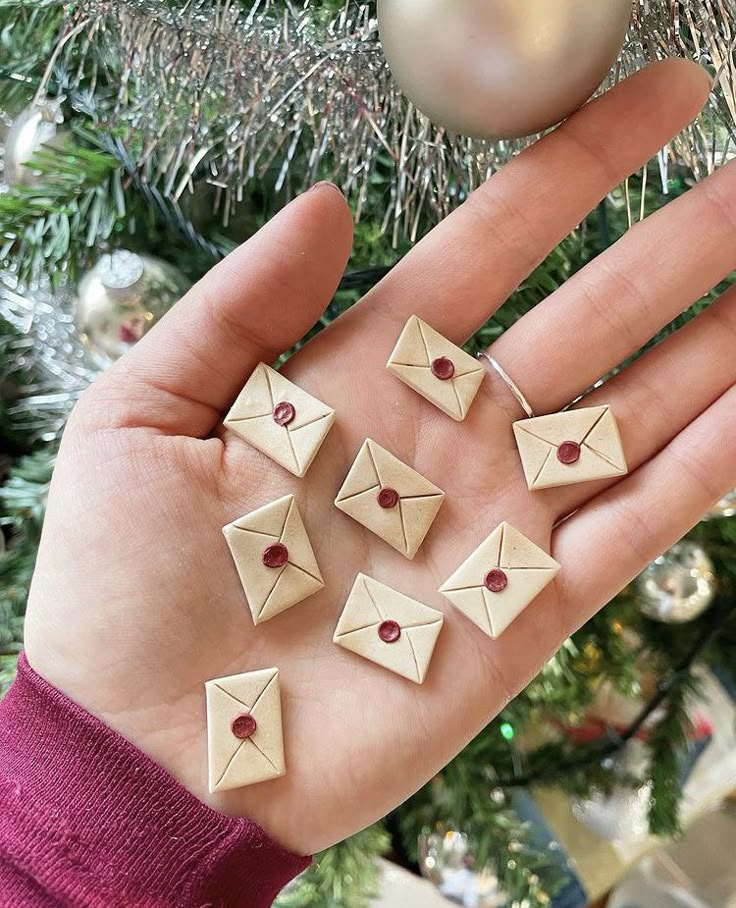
[3,98,66,187]
[75,251,191,366]
[635,542,717,625]
[418,826,504,907]
[703,489,736,520]
[377,0,632,140]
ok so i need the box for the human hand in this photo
[25,60,736,856]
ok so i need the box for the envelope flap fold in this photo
[224,363,273,423]
[377,577,444,627]
[335,441,379,500]
[223,744,279,791]
[256,565,324,623]
[404,621,444,683]
[216,667,277,708]
[333,574,444,683]
[267,366,334,430]
[388,314,428,366]
[369,440,443,497]
[249,671,285,774]
[442,586,491,636]
[440,525,503,591]
[228,413,301,474]
[401,495,446,559]
[224,495,324,625]
[418,318,483,379]
[441,523,559,640]
[334,625,419,682]
[583,408,627,471]
[281,498,322,579]
[512,426,554,488]
[288,412,336,475]
[334,573,383,635]
[206,667,285,792]
[500,523,560,571]
[228,495,291,538]
[388,363,464,420]
[515,406,609,446]
[452,369,486,414]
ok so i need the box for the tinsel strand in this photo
[58,0,734,232]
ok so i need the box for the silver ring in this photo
[477,352,535,419]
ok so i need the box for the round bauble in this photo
[635,542,717,625]
[377,0,632,140]
[75,250,191,365]
[704,488,736,520]
[3,98,66,187]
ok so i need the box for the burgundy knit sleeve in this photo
[0,654,310,907]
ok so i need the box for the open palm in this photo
[25,61,736,857]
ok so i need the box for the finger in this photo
[553,382,736,624]
[337,59,710,342]
[76,183,353,436]
[486,155,736,416]
[540,285,736,519]
[479,383,736,707]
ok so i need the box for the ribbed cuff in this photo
[0,653,310,907]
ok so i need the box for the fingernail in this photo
[307,180,344,197]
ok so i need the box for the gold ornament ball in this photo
[377,0,632,140]
[3,99,66,187]
[75,251,191,366]
[635,542,717,624]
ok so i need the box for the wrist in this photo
[0,654,310,905]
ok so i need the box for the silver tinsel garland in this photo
[57,0,735,242]
[0,271,97,441]
[1,0,735,440]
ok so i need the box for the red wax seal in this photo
[378,620,402,643]
[431,357,455,380]
[377,487,400,509]
[231,713,257,739]
[273,401,296,426]
[557,441,581,465]
[262,542,289,568]
[484,568,508,593]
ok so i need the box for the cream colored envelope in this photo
[205,667,285,792]
[513,405,627,490]
[223,494,324,624]
[387,315,485,421]
[440,522,560,639]
[224,362,335,477]
[334,439,445,559]
[333,573,444,683]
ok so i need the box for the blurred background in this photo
[1,2,735,905]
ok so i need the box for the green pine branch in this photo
[275,824,390,908]
[0,138,124,284]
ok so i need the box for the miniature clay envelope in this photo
[205,667,285,792]
[512,405,628,491]
[224,362,335,477]
[386,315,485,421]
[333,573,444,683]
[440,522,560,639]
[223,494,324,624]
[334,439,445,559]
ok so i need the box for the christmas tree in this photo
[1,2,736,905]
